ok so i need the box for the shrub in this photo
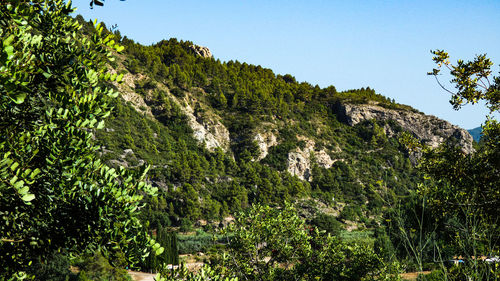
[179,218,193,232]
[310,213,342,236]
[28,252,76,281]
[76,253,132,281]
[171,87,185,98]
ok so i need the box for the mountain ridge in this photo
[468,126,482,142]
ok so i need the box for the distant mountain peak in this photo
[468,126,483,142]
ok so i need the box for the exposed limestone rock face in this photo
[189,45,212,58]
[287,154,311,181]
[148,83,231,153]
[336,103,474,153]
[182,101,230,153]
[315,150,334,169]
[286,138,335,181]
[112,65,230,153]
[111,71,153,117]
[254,132,278,160]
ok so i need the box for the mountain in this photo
[77,17,473,228]
[468,126,482,142]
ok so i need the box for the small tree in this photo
[158,228,180,268]
[217,203,394,281]
[220,203,311,281]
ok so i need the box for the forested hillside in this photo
[2,2,498,280]
[73,16,471,228]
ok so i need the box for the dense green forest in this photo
[1,1,498,281]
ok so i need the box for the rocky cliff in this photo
[335,103,474,153]
[110,59,230,154]
[286,137,335,181]
[181,97,231,153]
[254,131,278,161]
[87,18,481,222]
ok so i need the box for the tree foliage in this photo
[389,50,500,279]
[213,203,394,281]
[142,227,179,272]
[429,50,499,112]
[0,1,160,278]
[424,50,499,222]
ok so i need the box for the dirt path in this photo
[128,263,204,281]
[400,271,431,280]
[128,270,155,281]
[128,271,156,281]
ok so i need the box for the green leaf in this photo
[155,246,164,256]
[22,168,32,177]
[4,45,14,59]
[96,120,105,129]
[10,162,19,171]
[30,168,41,179]
[13,180,25,190]
[9,176,18,185]
[107,90,119,98]
[22,194,35,202]
[10,93,27,104]
[3,34,15,47]
[115,45,125,52]
[18,186,29,195]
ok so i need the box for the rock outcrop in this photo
[254,132,278,160]
[315,149,335,169]
[336,103,474,153]
[286,137,335,181]
[148,82,231,153]
[181,99,230,153]
[189,45,212,59]
[111,71,154,118]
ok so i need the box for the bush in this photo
[339,205,361,221]
[76,253,132,281]
[28,252,76,281]
[373,227,395,262]
[310,213,342,236]
[179,218,193,232]
[170,87,185,98]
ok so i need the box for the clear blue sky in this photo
[71,0,500,129]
